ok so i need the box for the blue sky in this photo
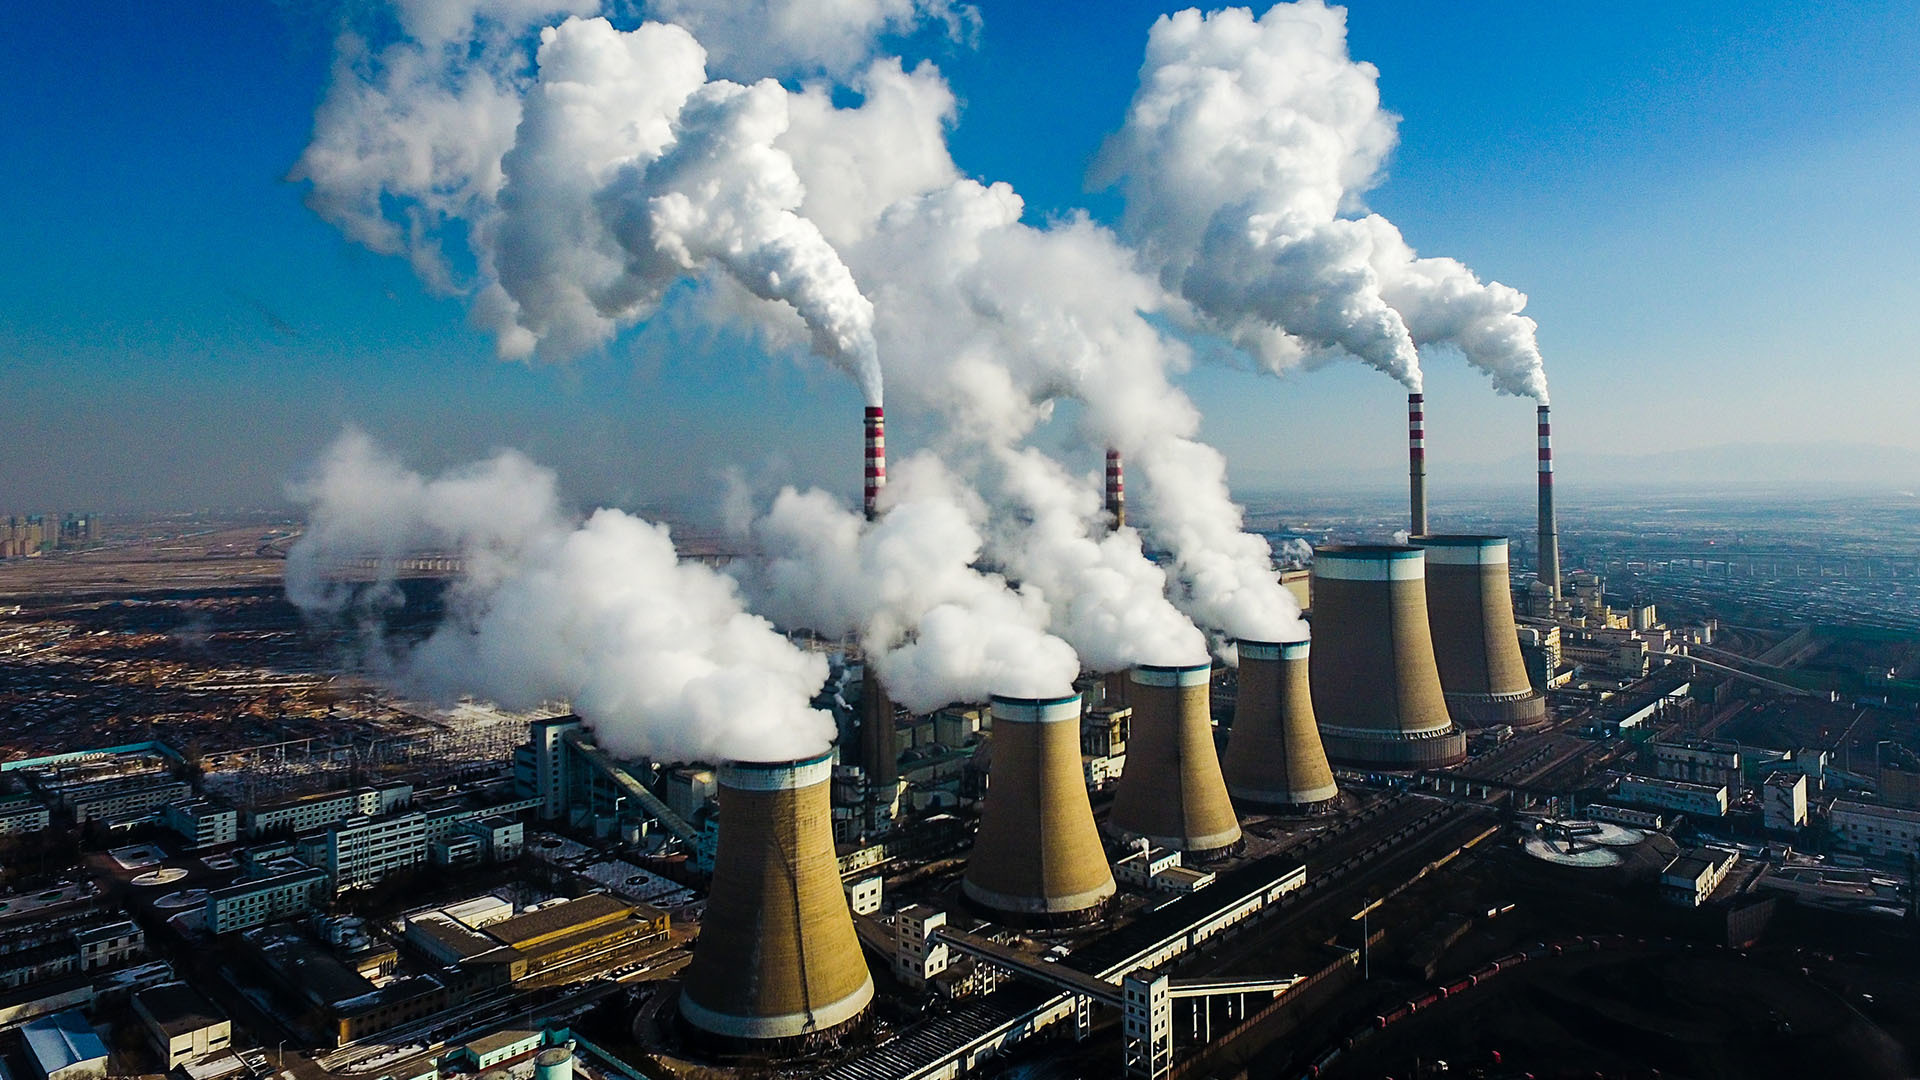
[2,0,1917,512]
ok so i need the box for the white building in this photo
[73,922,145,971]
[0,796,51,836]
[204,866,327,934]
[845,875,883,917]
[244,784,413,839]
[161,801,238,849]
[1617,776,1728,817]
[892,905,949,990]
[1762,772,1808,832]
[1659,847,1739,907]
[133,982,231,1069]
[1829,800,1920,860]
[303,813,428,892]
[1650,741,1742,792]
[70,781,190,825]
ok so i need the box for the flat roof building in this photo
[133,982,232,1069]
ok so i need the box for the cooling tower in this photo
[1107,664,1243,856]
[1412,535,1548,730]
[1309,545,1467,769]
[1105,448,1126,530]
[964,694,1116,925]
[1537,404,1560,600]
[680,753,874,1048]
[1221,640,1338,809]
[864,406,885,520]
[1408,393,1427,536]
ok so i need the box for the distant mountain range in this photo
[1244,441,1920,495]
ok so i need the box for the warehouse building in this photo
[132,981,231,1069]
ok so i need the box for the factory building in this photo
[70,780,190,825]
[160,800,238,850]
[205,865,328,934]
[300,813,428,892]
[1616,776,1728,818]
[244,783,413,839]
[132,982,231,1069]
[1828,800,1920,860]
[1220,640,1337,810]
[1411,535,1548,729]
[20,1010,109,1080]
[1659,847,1740,907]
[680,753,874,1049]
[1108,664,1241,857]
[1308,545,1466,769]
[964,695,1116,925]
[0,795,51,836]
[1762,772,1808,832]
[1650,740,1743,793]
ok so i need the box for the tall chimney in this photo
[864,405,886,521]
[1221,640,1337,809]
[680,753,874,1049]
[1537,404,1559,599]
[1408,393,1427,536]
[1105,448,1126,530]
[858,661,897,834]
[964,694,1116,925]
[1412,536,1548,730]
[1308,544,1466,769]
[1108,663,1242,857]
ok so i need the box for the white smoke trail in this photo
[1095,1,1549,401]
[285,431,835,763]
[299,10,884,402]
[738,454,1082,709]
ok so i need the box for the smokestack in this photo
[1221,640,1337,809]
[1308,545,1466,769]
[964,693,1116,925]
[864,406,885,521]
[1537,404,1559,600]
[1107,664,1242,857]
[858,661,897,833]
[1411,536,1547,730]
[1408,393,1427,536]
[680,753,874,1048]
[1105,448,1126,530]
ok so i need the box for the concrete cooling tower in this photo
[1220,640,1338,809]
[964,694,1116,925]
[1107,664,1243,857]
[1308,545,1467,769]
[680,753,874,1050]
[1412,535,1548,730]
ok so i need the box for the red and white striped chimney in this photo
[1408,393,1427,536]
[1105,449,1126,530]
[1537,404,1560,599]
[863,406,886,521]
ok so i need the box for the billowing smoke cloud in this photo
[644,0,979,80]
[1096,1,1549,401]
[739,454,1081,709]
[286,431,835,763]
[299,11,883,402]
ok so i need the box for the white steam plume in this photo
[643,0,979,80]
[738,454,1081,710]
[1096,1,1549,401]
[299,10,884,402]
[285,431,834,763]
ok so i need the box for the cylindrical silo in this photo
[1309,544,1467,769]
[964,694,1115,926]
[680,752,873,1049]
[1107,664,1242,857]
[1221,640,1338,809]
[532,1047,573,1080]
[1412,535,1548,730]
